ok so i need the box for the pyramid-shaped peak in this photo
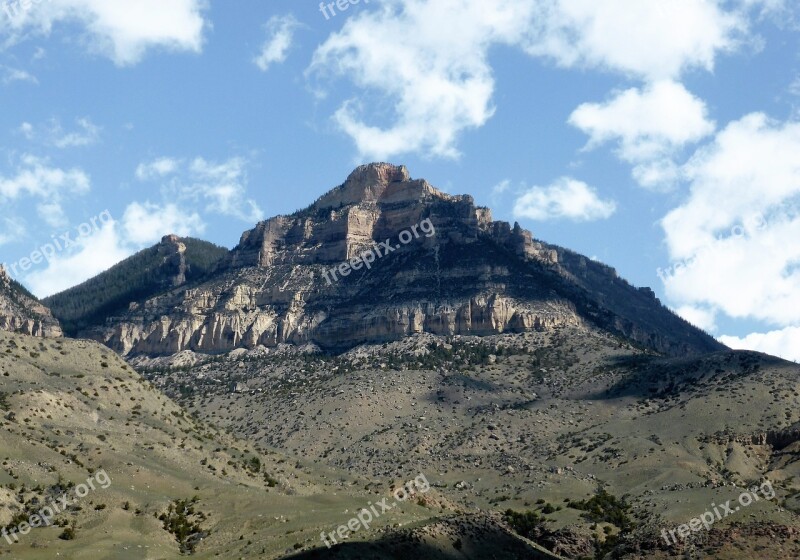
[312,163,452,211]
[345,162,410,186]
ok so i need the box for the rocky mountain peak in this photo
[310,162,452,211]
[56,164,725,358]
[229,164,503,269]
[346,162,410,188]
[161,233,184,246]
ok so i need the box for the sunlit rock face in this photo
[0,267,63,338]
[77,164,722,358]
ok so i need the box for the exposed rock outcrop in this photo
[65,163,723,358]
[0,267,62,337]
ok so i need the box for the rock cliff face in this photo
[0,267,62,337]
[72,163,723,358]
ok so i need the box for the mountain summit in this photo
[47,163,723,358]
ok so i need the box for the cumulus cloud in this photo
[1,0,207,66]
[569,80,715,189]
[135,155,263,222]
[188,157,263,222]
[513,177,616,221]
[720,327,800,362]
[308,0,536,160]
[523,0,750,81]
[135,157,181,180]
[307,0,770,160]
[254,14,299,71]
[0,154,90,227]
[660,114,800,327]
[0,154,89,199]
[122,201,204,245]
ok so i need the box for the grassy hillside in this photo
[151,327,800,559]
[0,329,561,559]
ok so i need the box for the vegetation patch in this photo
[158,497,209,554]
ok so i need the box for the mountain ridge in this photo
[43,163,723,358]
[43,236,228,336]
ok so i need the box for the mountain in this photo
[9,165,800,559]
[43,235,228,336]
[52,163,723,358]
[0,266,62,337]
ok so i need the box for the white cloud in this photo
[135,157,181,180]
[254,14,299,72]
[675,305,718,332]
[523,0,749,81]
[720,326,800,362]
[51,117,101,147]
[23,220,130,298]
[136,155,263,222]
[19,117,101,148]
[188,157,263,222]
[122,201,204,245]
[1,0,207,66]
[569,80,715,189]
[660,113,800,327]
[513,177,616,221]
[0,154,90,198]
[492,179,511,196]
[36,201,68,228]
[308,0,535,160]
[570,82,714,152]
[18,122,34,138]
[308,0,766,160]
[0,155,91,228]
[490,179,511,203]
[1,65,38,84]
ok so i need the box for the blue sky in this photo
[1,0,799,360]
